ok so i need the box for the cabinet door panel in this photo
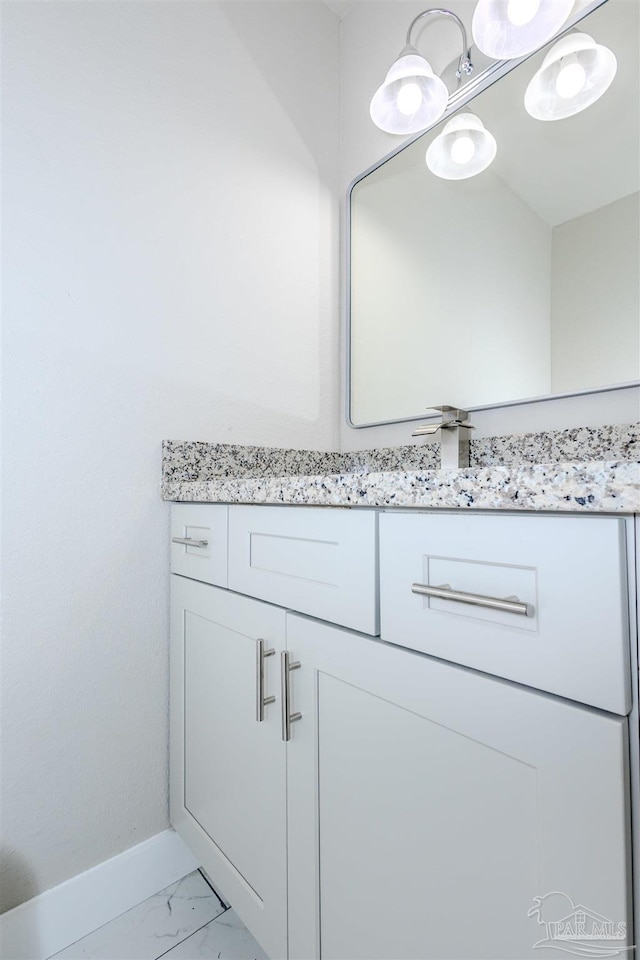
[171,576,287,960]
[228,505,379,634]
[286,614,631,960]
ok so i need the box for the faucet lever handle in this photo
[411,423,442,437]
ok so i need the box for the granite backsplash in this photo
[163,422,639,483]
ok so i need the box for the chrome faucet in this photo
[411,405,473,469]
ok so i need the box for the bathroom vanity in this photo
[165,436,639,960]
[164,0,640,947]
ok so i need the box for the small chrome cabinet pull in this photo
[412,582,531,617]
[256,639,276,722]
[171,537,209,548]
[281,651,301,742]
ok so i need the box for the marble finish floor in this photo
[48,870,268,960]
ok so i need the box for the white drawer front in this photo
[229,506,379,634]
[171,504,228,587]
[380,512,631,715]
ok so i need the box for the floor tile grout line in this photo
[149,870,231,960]
[44,871,226,960]
[151,910,231,960]
[197,867,230,913]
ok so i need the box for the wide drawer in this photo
[228,505,379,634]
[379,512,631,715]
[170,504,228,587]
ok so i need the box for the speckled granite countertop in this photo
[161,423,640,513]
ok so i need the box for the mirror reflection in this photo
[349,0,639,427]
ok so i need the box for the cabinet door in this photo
[170,575,287,960]
[286,614,632,960]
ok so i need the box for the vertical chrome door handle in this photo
[281,651,301,742]
[256,639,276,722]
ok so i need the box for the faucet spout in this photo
[411,405,473,469]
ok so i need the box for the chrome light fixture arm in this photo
[405,9,474,83]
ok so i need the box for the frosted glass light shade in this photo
[426,113,497,180]
[472,0,574,59]
[370,46,449,135]
[524,33,617,120]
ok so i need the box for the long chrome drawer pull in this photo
[171,537,209,548]
[256,639,276,722]
[411,582,530,617]
[281,651,302,742]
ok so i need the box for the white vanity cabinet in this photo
[169,503,379,960]
[169,503,636,960]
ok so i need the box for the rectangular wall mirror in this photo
[348,0,639,428]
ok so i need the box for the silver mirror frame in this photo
[345,0,638,429]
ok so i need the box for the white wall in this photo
[552,192,640,393]
[339,0,639,448]
[1,0,339,911]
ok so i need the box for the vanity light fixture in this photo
[472,0,574,60]
[426,112,497,179]
[370,8,473,135]
[524,32,617,121]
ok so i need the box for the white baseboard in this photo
[0,829,199,960]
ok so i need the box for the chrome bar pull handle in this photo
[411,582,531,617]
[171,537,209,549]
[281,651,301,742]
[256,639,276,722]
